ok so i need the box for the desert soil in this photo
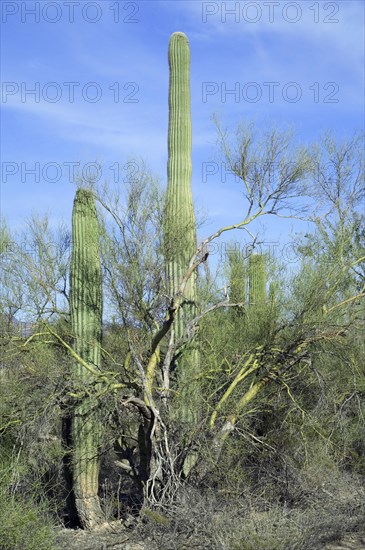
[55,527,365,550]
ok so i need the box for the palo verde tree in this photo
[203,130,365,467]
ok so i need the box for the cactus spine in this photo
[164,32,199,424]
[70,188,104,529]
[248,254,267,307]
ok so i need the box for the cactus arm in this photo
[165,32,196,320]
[248,254,267,306]
[229,250,246,306]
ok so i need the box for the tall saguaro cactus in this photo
[228,250,246,311]
[70,188,104,529]
[248,253,267,307]
[164,32,199,424]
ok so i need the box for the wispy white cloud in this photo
[1,0,363,236]
[185,1,364,78]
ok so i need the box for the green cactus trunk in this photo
[268,280,279,327]
[269,281,277,311]
[164,32,200,426]
[228,250,246,312]
[70,189,104,529]
[248,254,266,307]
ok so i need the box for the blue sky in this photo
[1,0,364,266]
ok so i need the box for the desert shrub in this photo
[0,500,57,550]
[138,467,365,550]
[0,479,58,550]
[0,336,69,527]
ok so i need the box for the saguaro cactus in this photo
[248,253,267,307]
[164,32,199,424]
[228,249,246,311]
[70,188,104,529]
